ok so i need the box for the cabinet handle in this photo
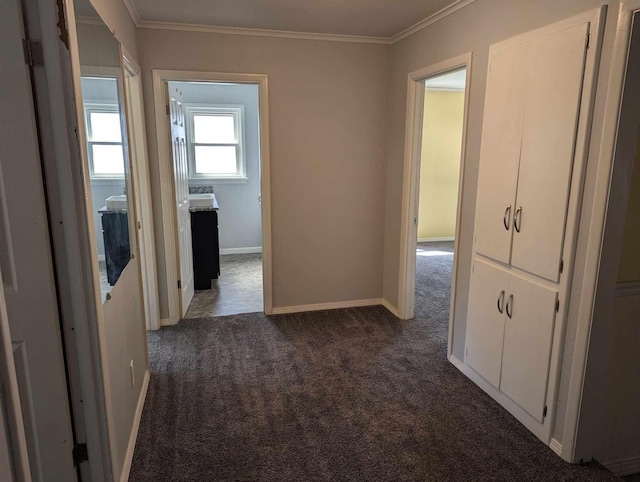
[506,294,513,319]
[497,290,505,314]
[514,206,522,233]
[503,205,512,231]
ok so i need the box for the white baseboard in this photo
[549,438,563,456]
[417,237,454,243]
[120,370,149,482]
[271,298,383,315]
[160,318,175,327]
[448,353,465,371]
[220,246,262,255]
[97,254,105,262]
[604,455,640,476]
[381,298,400,317]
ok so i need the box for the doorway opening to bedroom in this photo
[398,56,470,336]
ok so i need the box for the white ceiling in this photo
[425,69,467,91]
[130,0,459,38]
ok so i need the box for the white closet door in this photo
[500,274,558,422]
[473,42,528,265]
[511,24,589,282]
[465,258,510,389]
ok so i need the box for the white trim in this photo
[603,455,640,476]
[381,298,400,318]
[160,318,173,327]
[121,0,141,27]
[135,0,478,45]
[119,370,149,482]
[98,254,105,262]
[139,21,393,44]
[397,53,472,364]
[271,298,383,315]
[391,0,478,43]
[220,246,262,255]
[549,439,563,456]
[425,87,465,93]
[153,70,273,321]
[615,281,640,297]
[562,3,635,464]
[417,237,455,243]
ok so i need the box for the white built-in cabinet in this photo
[464,14,599,442]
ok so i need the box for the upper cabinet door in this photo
[474,42,528,265]
[511,24,589,282]
[465,258,511,389]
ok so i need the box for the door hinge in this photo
[543,406,548,418]
[556,299,560,313]
[72,443,88,466]
[22,39,44,67]
[177,279,181,289]
[559,259,564,274]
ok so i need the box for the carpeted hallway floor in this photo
[129,242,618,481]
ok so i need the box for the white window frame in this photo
[185,104,247,181]
[83,102,125,179]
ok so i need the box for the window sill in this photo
[90,177,126,184]
[189,176,249,185]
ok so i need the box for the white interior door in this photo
[511,23,589,282]
[169,84,194,317]
[500,273,558,422]
[465,258,510,389]
[0,0,76,479]
[473,42,528,265]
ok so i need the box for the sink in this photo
[189,193,218,209]
[105,195,127,210]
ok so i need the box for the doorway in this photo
[152,71,273,323]
[398,55,471,343]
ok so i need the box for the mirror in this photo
[74,0,136,301]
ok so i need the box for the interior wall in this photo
[178,81,262,251]
[381,0,620,449]
[75,1,147,479]
[139,29,392,317]
[418,89,464,241]
[617,131,640,282]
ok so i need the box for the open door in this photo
[168,84,195,316]
[0,0,77,478]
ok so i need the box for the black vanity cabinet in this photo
[190,209,220,290]
[99,209,130,286]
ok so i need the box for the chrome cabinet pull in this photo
[497,290,505,314]
[506,294,513,319]
[503,205,512,231]
[514,206,523,233]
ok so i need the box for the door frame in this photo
[397,54,472,350]
[152,70,273,323]
[123,49,161,331]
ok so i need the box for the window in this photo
[84,104,125,177]
[186,105,246,179]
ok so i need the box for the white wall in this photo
[177,81,262,250]
[140,29,392,317]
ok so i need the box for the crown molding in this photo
[131,0,477,45]
[391,0,479,43]
[122,0,141,26]
[138,21,393,44]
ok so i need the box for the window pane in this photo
[90,112,122,142]
[92,144,125,175]
[194,146,238,174]
[193,114,236,143]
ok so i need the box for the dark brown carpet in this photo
[129,242,617,481]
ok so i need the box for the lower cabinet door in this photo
[465,258,510,389]
[500,274,558,422]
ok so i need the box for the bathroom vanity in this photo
[189,193,220,290]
